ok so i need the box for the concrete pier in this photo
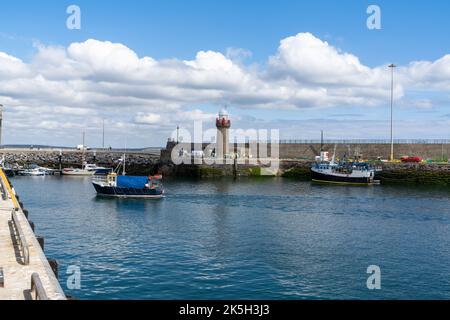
[0,169,65,300]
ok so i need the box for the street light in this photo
[389,64,396,161]
[0,104,3,147]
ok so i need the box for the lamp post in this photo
[389,64,396,162]
[102,119,105,149]
[0,104,3,147]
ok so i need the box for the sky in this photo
[0,0,450,147]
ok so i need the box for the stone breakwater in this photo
[378,162,450,186]
[0,150,160,176]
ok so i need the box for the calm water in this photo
[10,176,450,300]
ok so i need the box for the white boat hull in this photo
[62,170,95,176]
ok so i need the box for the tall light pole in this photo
[0,104,3,147]
[102,119,105,149]
[389,64,396,161]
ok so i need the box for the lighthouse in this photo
[216,108,231,159]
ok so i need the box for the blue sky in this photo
[0,0,450,147]
[1,0,448,64]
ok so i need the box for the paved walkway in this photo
[0,171,65,300]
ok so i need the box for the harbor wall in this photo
[160,160,450,186]
[0,150,160,176]
[161,141,450,161]
[2,147,449,186]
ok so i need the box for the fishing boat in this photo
[19,168,46,176]
[311,147,377,185]
[63,131,107,176]
[92,173,164,198]
[91,154,164,198]
[18,164,55,176]
[62,163,106,176]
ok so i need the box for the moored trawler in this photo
[311,161,376,185]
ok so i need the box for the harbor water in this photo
[11,176,450,300]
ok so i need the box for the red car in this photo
[401,156,422,163]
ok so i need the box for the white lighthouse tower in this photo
[216,108,231,159]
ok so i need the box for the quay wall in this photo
[160,160,450,186]
[161,141,450,161]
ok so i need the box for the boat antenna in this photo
[123,137,127,176]
[123,153,126,176]
[81,130,86,168]
[102,119,105,149]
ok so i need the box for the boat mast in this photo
[102,119,105,149]
[82,130,86,169]
[320,130,324,152]
[122,136,127,176]
[122,153,126,176]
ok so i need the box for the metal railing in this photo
[11,210,30,265]
[187,139,450,145]
[277,139,450,145]
[31,273,48,300]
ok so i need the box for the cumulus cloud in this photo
[0,33,449,146]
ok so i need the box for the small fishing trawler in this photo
[311,148,378,185]
[91,154,164,198]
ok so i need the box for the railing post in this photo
[0,267,4,288]
[31,273,49,300]
[11,210,30,265]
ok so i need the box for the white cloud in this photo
[0,33,450,146]
[135,113,161,125]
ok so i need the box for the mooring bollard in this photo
[0,267,4,288]
[37,236,45,251]
[47,259,59,279]
[23,209,29,220]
